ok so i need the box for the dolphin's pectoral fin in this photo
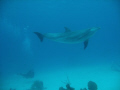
[34,32,44,42]
[64,27,71,32]
[84,39,89,49]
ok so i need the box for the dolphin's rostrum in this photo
[34,27,100,49]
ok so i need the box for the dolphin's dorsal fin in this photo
[64,27,71,32]
[84,39,89,49]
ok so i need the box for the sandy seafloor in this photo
[1,64,120,90]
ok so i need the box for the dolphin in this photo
[34,27,100,49]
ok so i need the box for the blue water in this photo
[0,0,120,88]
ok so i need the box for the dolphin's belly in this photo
[58,35,90,43]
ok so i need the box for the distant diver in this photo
[34,27,100,49]
[17,70,34,79]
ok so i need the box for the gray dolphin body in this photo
[34,27,100,49]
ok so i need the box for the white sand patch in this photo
[1,64,119,90]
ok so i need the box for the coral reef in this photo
[59,83,74,90]
[29,80,45,90]
[60,76,74,90]
[66,84,75,90]
[88,81,97,90]
[59,87,66,90]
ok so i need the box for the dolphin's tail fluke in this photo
[34,32,44,42]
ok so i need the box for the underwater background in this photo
[0,0,120,90]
